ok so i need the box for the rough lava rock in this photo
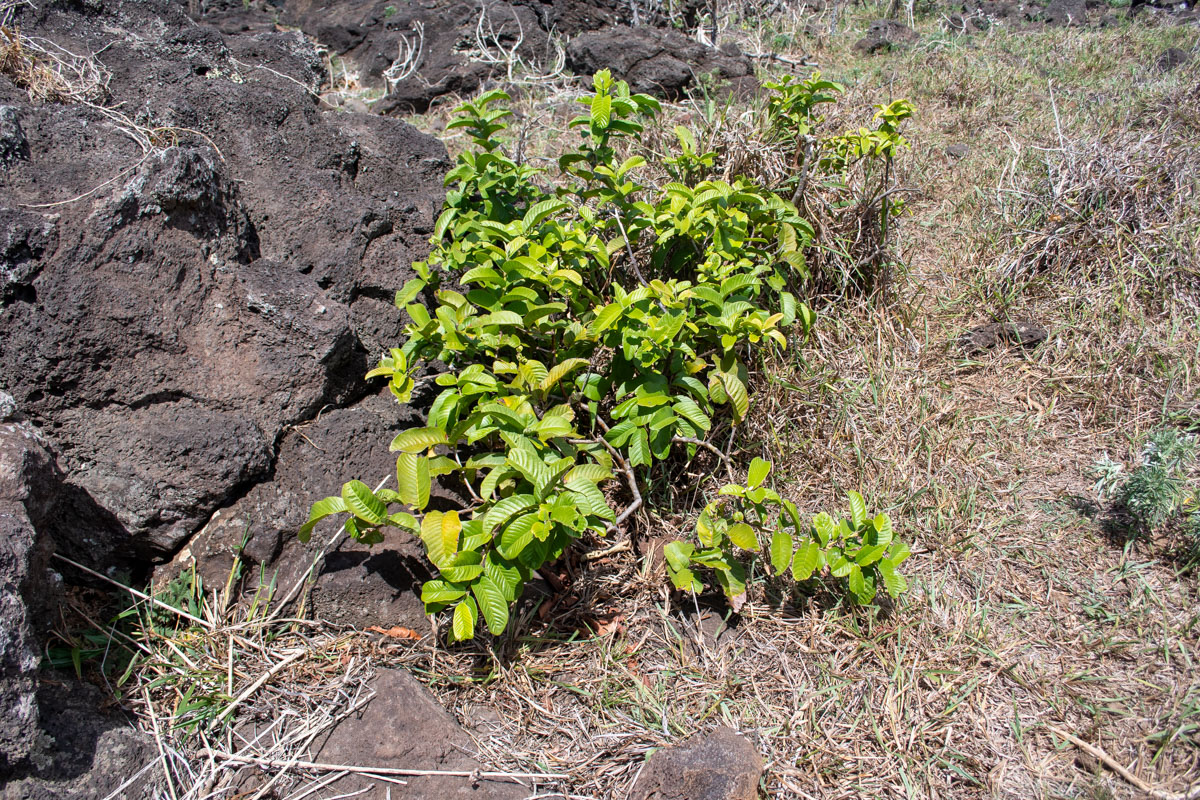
[0,0,448,567]
[959,319,1049,355]
[304,668,527,798]
[1,681,159,800]
[629,726,763,800]
[160,390,456,634]
[0,418,59,773]
[853,19,919,54]
[566,26,756,99]
[194,0,634,112]
[191,0,742,109]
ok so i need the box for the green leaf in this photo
[472,574,510,635]
[673,397,711,432]
[663,541,695,573]
[769,529,793,573]
[727,522,759,551]
[747,457,771,489]
[522,199,567,230]
[565,463,612,484]
[484,553,525,602]
[828,548,852,578]
[872,513,894,547]
[591,93,611,128]
[887,540,912,566]
[590,303,624,336]
[847,564,868,602]
[668,565,702,592]
[420,510,461,567]
[847,491,868,530]
[484,494,538,534]
[342,480,387,526]
[507,449,549,488]
[299,496,348,542]
[714,560,747,601]
[719,372,750,422]
[451,597,477,641]
[878,561,908,599]
[498,513,537,559]
[395,277,426,308]
[791,540,819,580]
[397,452,432,511]
[389,427,448,453]
[812,512,836,545]
[421,579,467,606]
[628,428,651,467]
[541,358,590,394]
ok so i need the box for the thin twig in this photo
[143,686,179,800]
[673,436,736,481]
[214,648,307,724]
[1046,724,1200,800]
[52,553,214,630]
[209,750,567,781]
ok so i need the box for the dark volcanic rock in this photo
[1156,47,1192,72]
[629,726,762,800]
[161,391,442,632]
[959,319,1049,355]
[0,420,59,773]
[0,0,448,565]
[0,107,29,168]
[192,0,731,110]
[853,19,919,54]
[1,680,159,800]
[193,0,637,113]
[566,27,756,99]
[1042,0,1088,26]
[303,668,526,799]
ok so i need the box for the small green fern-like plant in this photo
[299,72,911,641]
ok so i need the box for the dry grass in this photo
[67,6,1200,800]
[0,24,110,104]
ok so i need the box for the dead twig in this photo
[1045,725,1200,800]
[208,750,567,781]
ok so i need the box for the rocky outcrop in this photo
[629,726,763,800]
[1,681,159,800]
[162,390,446,633]
[191,0,749,110]
[0,0,448,569]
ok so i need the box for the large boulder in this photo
[0,0,449,567]
[189,0,737,110]
[193,0,635,113]
[853,19,919,54]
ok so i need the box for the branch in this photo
[1045,725,1200,800]
[612,212,650,287]
[674,436,736,482]
[589,418,643,534]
